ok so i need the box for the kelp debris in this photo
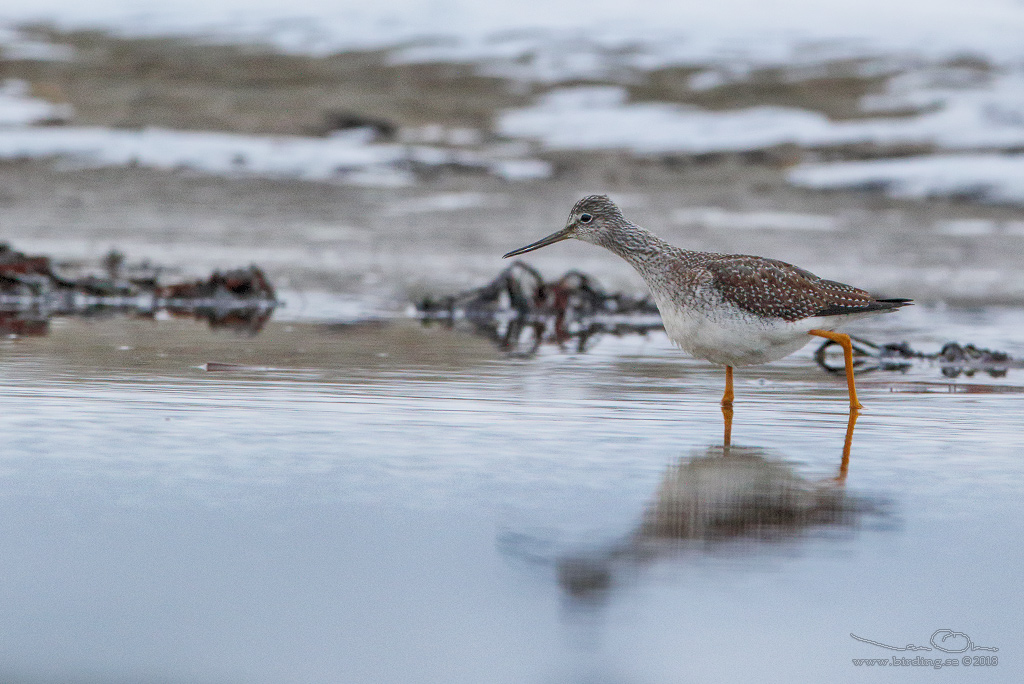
[815,335,1019,378]
[416,261,662,354]
[0,243,278,335]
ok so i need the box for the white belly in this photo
[653,293,853,367]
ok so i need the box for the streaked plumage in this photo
[504,194,911,409]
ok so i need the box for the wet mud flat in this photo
[0,315,1021,683]
[3,155,1024,311]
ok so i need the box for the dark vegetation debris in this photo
[0,243,277,335]
[416,261,662,355]
[322,111,398,141]
[815,335,1019,378]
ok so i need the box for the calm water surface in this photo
[0,307,1021,683]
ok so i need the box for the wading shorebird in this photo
[504,195,911,412]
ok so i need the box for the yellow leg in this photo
[808,330,863,410]
[837,407,860,482]
[721,366,734,447]
[721,365,734,407]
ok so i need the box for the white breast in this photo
[652,289,829,367]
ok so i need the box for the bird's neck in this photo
[595,222,696,276]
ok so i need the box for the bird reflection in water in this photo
[507,409,880,606]
[722,402,858,480]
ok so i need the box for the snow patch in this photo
[498,79,1024,155]
[0,126,552,185]
[788,154,1024,204]
[499,87,830,154]
[0,27,75,61]
[0,79,73,127]
[3,0,1024,74]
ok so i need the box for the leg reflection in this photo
[718,401,857,479]
[721,403,733,448]
[837,407,860,482]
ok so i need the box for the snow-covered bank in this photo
[789,154,1024,205]
[497,78,1024,156]
[5,0,1024,67]
[0,125,551,185]
[5,2,1024,203]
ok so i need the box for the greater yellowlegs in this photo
[504,195,911,411]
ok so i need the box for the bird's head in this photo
[503,195,626,257]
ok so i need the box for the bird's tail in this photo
[874,298,913,311]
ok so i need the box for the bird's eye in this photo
[579,213,593,224]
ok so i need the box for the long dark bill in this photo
[502,228,573,258]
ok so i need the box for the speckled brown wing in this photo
[704,256,905,322]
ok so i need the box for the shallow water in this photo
[0,308,1021,683]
